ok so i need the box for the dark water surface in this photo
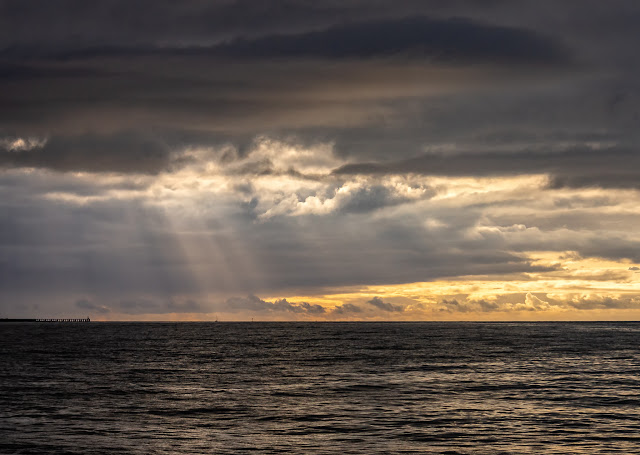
[1,322,639,454]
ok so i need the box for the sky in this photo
[2,0,640,321]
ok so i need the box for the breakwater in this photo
[0,318,90,323]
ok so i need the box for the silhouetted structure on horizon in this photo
[0,318,90,323]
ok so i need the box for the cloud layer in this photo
[2,1,640,319]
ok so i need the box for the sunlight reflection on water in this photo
[1,322,639,454]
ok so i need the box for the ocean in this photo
[1,322,639,454]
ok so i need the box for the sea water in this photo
[1,322,639,454]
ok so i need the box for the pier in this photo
[0,318,90,323]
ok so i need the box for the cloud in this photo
[331,303,363,314]
[75,298,110,314]
[334,146,640,189]
[564,295,640,310]
[118,299,161,314]
[116,298,209,314]
[435,294,550,313]
[367,296,404,312]
[204,16,568,64]
[2,2,640,320]
[0,166,560,299]
[167,299,203,313]
[336,185,418,214]
[0,132,177,174]
[5,16,568,67]
[224,295,325,314]
[0,6,577,144]
[0,2,571,57]
[438,299,473,313]
[432,292,640,314]
[518,293,552,311]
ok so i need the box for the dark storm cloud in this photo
[197,16,566,64]
[2,16,568,66]
[334,146,640,189]
[0,63,104,80]
[0,167,150,199]
[0,132,175,174]
[0,1,525,53]
[577,239,640,263]
[0,1,575,146]
[0,40,572,145]
[1,56,442,136]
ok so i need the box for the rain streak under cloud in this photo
[2,0,640,320]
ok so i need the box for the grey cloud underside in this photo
[75,298,110,314]
[0,14,572,135]
[336,185,419,214]
[0,1,545,52]
[3,162,640,303]
[3,0,635,59]
[75,298,210,315]
[16,16,565,66]
[1,64,634,185]
[0,5,633,185]
[2,137,639,189]
[335,147,640,189]
[0,178,559,298]
[214,17,565,64]
[0,133,175,174]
